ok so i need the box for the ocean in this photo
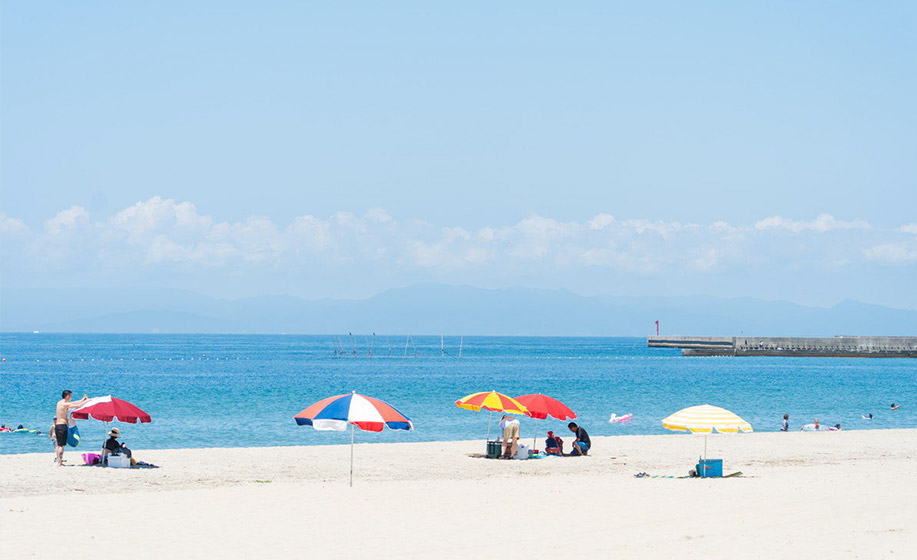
[1,333,914,455]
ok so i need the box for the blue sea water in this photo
[1,333,914,455]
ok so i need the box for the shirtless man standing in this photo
[54,390,88,466]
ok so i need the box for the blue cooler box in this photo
[696,459,723,478]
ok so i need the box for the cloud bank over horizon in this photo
[2,196,915,309]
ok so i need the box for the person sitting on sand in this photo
[891,403,900,410]
[101,428,132,464]
[544,431,563,456]
[498,415,520,459]
[568,422,591,456]
[781,414,789,431]
[813,418,820,430]
[832,423,841,430]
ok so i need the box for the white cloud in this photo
[755,213,869,233]
[709,221,737,235]
[111,196,212,240]
[286,215,333,252]
[0,212,30,237]
[588,213,615,230]
[508,215,582,258]
[442,227,472,243]
[43,206,90,235]
[864,243,917,264]
[208,216,284,264]
[5,202,910,281]
[688,248,719,271]
[364,208,393,224]
[619,219,697,237]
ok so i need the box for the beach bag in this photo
[82,453,100,465]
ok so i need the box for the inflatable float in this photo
[67,424,81,447]
[608,413,633,423]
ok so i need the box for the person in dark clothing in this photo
[544,431,563,456]
[101,427,131,464]
[568,422,591,456]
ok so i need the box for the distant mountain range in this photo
[1,283,915,336]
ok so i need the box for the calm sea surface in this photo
[1,333,914,455]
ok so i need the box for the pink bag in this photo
[82,453,101,465]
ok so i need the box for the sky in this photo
[2,2,916,309]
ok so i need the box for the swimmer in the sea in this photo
[890,403,900,410]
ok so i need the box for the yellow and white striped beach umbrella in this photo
[662,404,753,434]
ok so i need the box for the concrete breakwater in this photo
[647,335,917,358]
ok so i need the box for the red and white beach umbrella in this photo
[71,395,152,423]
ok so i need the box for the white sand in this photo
[2,429,915,559]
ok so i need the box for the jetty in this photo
[647,335,917,358]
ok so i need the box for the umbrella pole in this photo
[532,418,537,450]
[350,423,354,487]
[704,433,708,462]
[99,421,109,464]
[486,410,492,442]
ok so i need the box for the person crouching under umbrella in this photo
[544,431,563,456]
[101,428,132,465]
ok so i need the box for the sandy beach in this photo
[2,429,915,559]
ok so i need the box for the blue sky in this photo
[2,2,915,308]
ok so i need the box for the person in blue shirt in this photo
[544,431,563,456]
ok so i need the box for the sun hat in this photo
[108,427,120,437]
[547,431,554,436]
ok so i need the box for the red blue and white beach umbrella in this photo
[294,391,413,485]
[294,391,413,432]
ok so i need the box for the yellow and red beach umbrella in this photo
[455,391,528,414]
[455,391,528,442]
